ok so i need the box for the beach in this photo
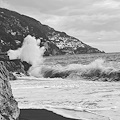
[10,53,120,120]
[10,78,120,120]
[19,109,77,120]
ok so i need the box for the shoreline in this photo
[19,109,78,120]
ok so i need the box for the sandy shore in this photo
[11,79,120,120]
[19,109,78,120]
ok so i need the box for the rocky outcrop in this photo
[0,54,26,77]
[3,60,25,73]
[0,61,20,120]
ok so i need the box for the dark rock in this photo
[9,72,17,80]
[4,60,25,73]
[21,61,32,72]
[0,61,20,120]
[44,41,63,56]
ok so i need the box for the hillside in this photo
[0,8,104,56]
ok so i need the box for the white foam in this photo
[7,35,45,77]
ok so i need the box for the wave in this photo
[7,36,120,82]
[38,59,120,82]
[17,104,111,120]
[45,106,111,120]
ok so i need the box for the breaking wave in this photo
[7,35,120,82]
[29,59,120,82]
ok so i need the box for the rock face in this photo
[0,8,104,56]
[0,61,20,120]
[0,53,26,76]
[3,60,25,74]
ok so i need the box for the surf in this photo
[7,35,120,82]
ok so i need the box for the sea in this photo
[10,53,120,120]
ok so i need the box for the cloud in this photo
[1,0,120,52]
[5,0,79,14]
[43,13,120,32]
[66,30,120,52]
[93,0,120,9]
[65,29,120,42]
[0,0,10,8]
[0,0,18,11]
[88,41,120,52]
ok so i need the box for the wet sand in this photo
[19,109,77,120]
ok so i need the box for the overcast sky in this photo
[0,0,120,52]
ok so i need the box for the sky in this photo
[0,0,120,52]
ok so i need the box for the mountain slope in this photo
[0,8,104,55]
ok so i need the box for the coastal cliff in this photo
[0,61,19,120]
[0,8,104,56]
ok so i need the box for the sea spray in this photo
[7,35,45,77]
[7,35,120,81]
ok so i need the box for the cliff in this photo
[0,8,104,56]
[0,61,20,120]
